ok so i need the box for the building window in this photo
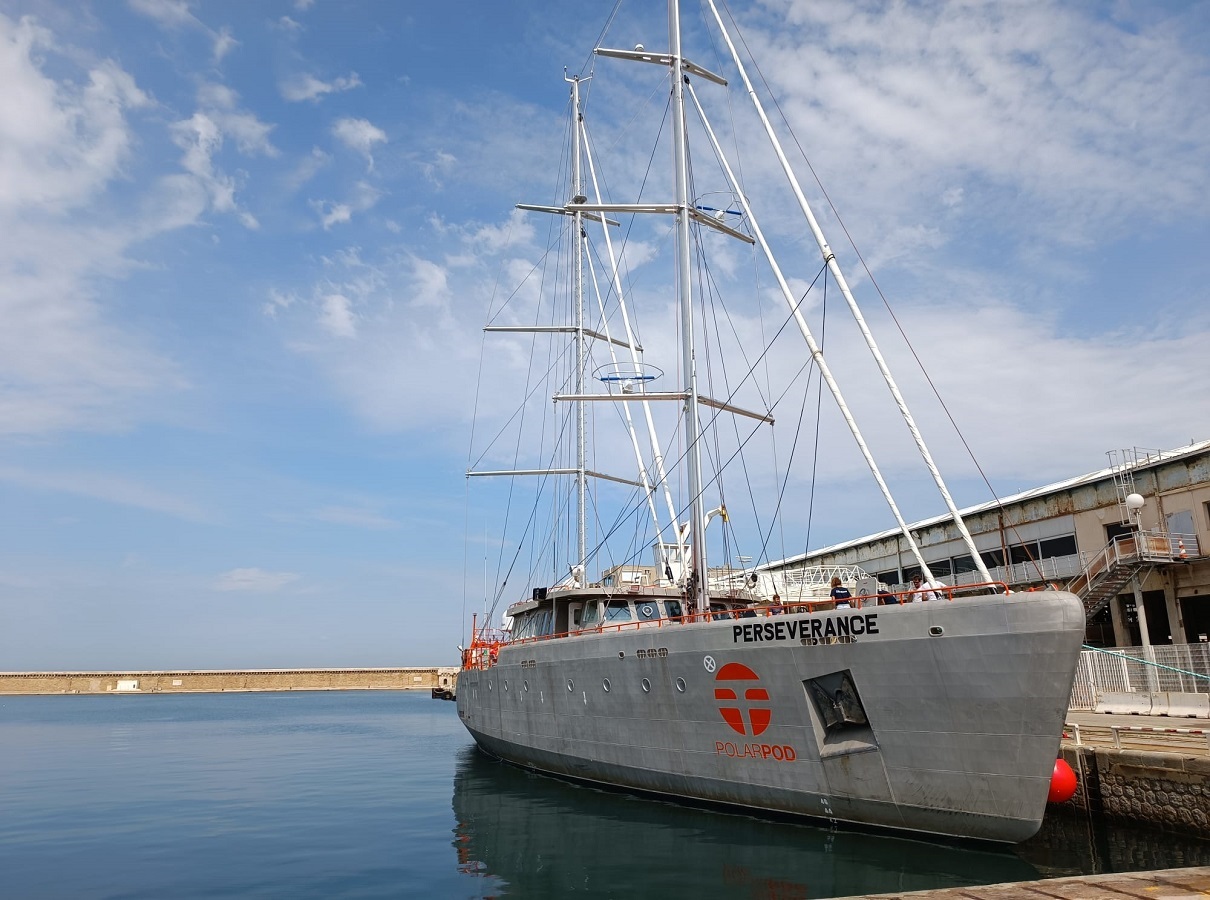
[951,555,978,575]
[980,549,1005,568]
[1039,535,1077,559]
[1010,542,1040,564]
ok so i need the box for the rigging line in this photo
[658,276,830,574]
[753,274,827,573]
[692,259,828,464]
[468,337,582,473]
[495,203,574,613]
[488,395,580,619]
[665,260,828,566]
[756,325,815,573]
[461,477,471,641]
[691,231,776,555]
[485,104,573,328]
[801,275,827,564]
[717,0,1011,541]
[584,1,625,81]
[481,116,575,597]
[491,218,561,606]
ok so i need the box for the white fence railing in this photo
[1069,642,1210,709]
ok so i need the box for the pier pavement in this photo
[831,866,1210,899]
[1065,708,1210,755]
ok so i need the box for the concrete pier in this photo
[1061,709,1210,839]
[831,866,1210,898]
[0,667,459,695]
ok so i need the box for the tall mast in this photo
[570,75,588,578]
[668,0,709,613]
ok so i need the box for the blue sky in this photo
[1,0,1208,670]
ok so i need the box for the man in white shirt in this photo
[910,573,947,602]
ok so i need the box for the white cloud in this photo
[0,13,181,436]
[168,84,277,227]
[0,465,209,521]
[280,72,362,103]
[127,0,195,28]
[284,146,330,191]
[420,150,457,186]
[215,568,301,592]
[0,17,149,214]
[314,200,351,229]
[332,116,387,167]
[212,26,236,61]
[128,0,237,66]
[309,180,380,229]
[751,0,1210,249]
[264,288,296,318]
[320,293,356,337]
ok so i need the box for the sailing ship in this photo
[455,0,1085,843]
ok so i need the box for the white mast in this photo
[668,0,709,613]
[570,74,588,580]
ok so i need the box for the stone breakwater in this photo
[0,668,460,695]
[1061,745,1210,838]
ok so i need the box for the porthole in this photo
[603,678,611,692]
[567,679,574,692]
[929,625,944,636]
[618,651,625,659]
[675,677,686,693]
[641,678,651,693]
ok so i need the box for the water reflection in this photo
[450,747,1038,899]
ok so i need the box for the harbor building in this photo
[763,441,1210,650]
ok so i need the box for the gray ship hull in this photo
[456,591,1086,843]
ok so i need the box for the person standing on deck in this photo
[829,576,853,609]
[910,573,946,602]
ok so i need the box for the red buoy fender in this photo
[1047,758,1077,803]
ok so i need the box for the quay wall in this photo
[1060,744,1210,838]
[0,667,460,695]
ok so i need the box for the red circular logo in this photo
[714,662,771,736]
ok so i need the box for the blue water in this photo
[1,692,1204,899]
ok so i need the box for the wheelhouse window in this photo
[580,601,601,627]
[663,600,683,619]
[604,600,633,622]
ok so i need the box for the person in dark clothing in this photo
[829,576,852,609]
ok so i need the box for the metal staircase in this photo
[1066,448,1199,620]
[1067,535,1163,619]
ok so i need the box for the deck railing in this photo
[462,582,1015,669]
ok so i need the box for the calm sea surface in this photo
[2,691,1207,899]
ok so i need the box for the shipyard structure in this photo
[601,441,1209,653]
[760,442,1209,652]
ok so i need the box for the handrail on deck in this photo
[462,581,1025,670]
